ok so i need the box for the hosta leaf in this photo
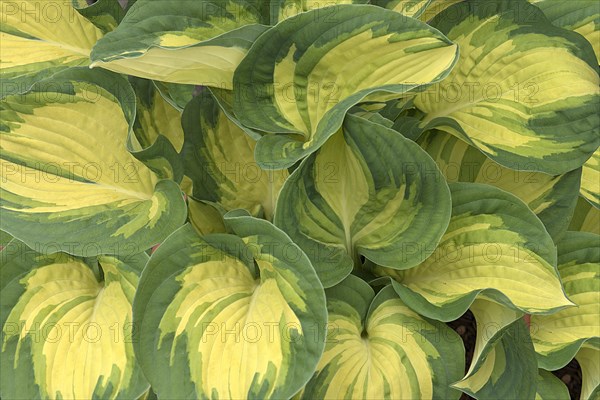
[210,87,265,140]
[419,130,582,240]
[582,147,600,209]
[90,0,268,89]
[349,111,394,133]
[360,97,428,141]
[0,231,12,249]
[299,277,464,399]
[133,218,327,399]
[0,240,149,399]
[138,387,158,400]
[72,0,131,33]
[233,4,458,168]
[0,68,187,256]
[152,81,197,112]
[535,369,570,400]
[453,318,538,400]
[377,182,573,321]
[458,299,523,386]
[531,232,600,370]
[269,0,368,23]
[529,0,600,63]
[131,79,185,153]
[576,342,600,400]
[384,113,426,142]
[0,0,104,97]
[418,0,464,21]
[370,0,431,17]
[180,175,194,196]
[569,196,600,235]
[415,0,600,175]
[182,93,289,221]
[129,78,184,182]
[274,114,451,288]
[188,198,227,236]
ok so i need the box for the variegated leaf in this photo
[133,217,327,399]
[233,4,458,168]
[274,114,451,287]
[182,92,289,221]
[370,0,431,17]
[569,196,600,235]
[376,182,572,320]
[453,318,537,400]
[415,0,600,175]
[531,232,600,371]
[529,0,600,63]
[299,276,464,399]
[210,87,264,140]
[581,147,600,209]
[90,0,268,89]
[269,0,368,23]
[357,97,427,141]
[0,0,104,97]
[188,198,227,236]
[576,341,600,400]
[152,81,198,112]
[72,0,132,33]
[129,78,184,181]
[419,130,582,240]
[0,240,149,399]
[0,69,187,256]
[456,299,523,388]
[418,0,464,21]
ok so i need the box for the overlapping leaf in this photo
[233,4,459,168]
[0,69,187,256]
[90,0,268,89]
[535,369,570,400]
[133,217,327,399]
[270,0,368,23]
[0,231,12,249]
[419,130,582,240]
[453,299,524,393]
[569,196,600,235]
[153,81,198,112]
[0,0,104,97]
[581,147,600,209]
[415,0,600,175]
[299,276,464,399]
[576,342,600,400]
[0,240,149,399]
[377,182,573,320]
[275,115,451,287]
[453,318,538,400]
[72,0,133,33]
[417,0,465,21]
[370,0,430,17]
[1,0,597,398]
[182,92,289,220]
[529,0,600,63]
[129,78,185,181]
[187,198,226,236]
[531,232,600,374]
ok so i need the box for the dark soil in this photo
[552,358,582,400]
[446,310,477,400]
[446,311,582,400]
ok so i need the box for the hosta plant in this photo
[0,0,598,399]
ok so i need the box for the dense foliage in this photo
[0,0,598,399]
